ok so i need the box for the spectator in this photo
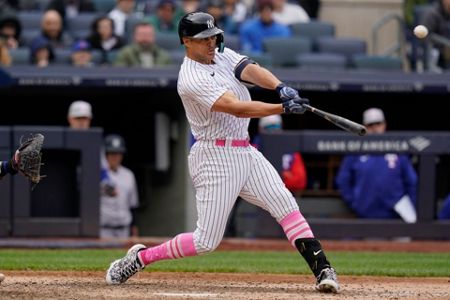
[254,115,307,193]
[297,0,321,19]
[67,100,93,129]
[100,134,139,238]
[87,16,125,65]
[272,0,310,25]
[114,22,171,68]
[46,0,96,24]
[239,0,291,54]
[0,37,11,66]
[174,0,201,21]
[438,194,450,219]
[147,0,179,34]
[205,0,239,34]
[31,9,73,50]
[404,0,430,29]
[108,0,136,38]
[224,0,248,24]
[70,39,94,67]
[421,0,450,69]
[0,16,22,49]
[335,108,418,222]
[29,36,55,67]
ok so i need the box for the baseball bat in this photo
[303,104,367,136]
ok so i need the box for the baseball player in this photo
[106,12,339,293]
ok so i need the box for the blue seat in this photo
[156,32,183,51]
[20,29,41,47]
[241,51,273,67]
[352,54,403,71]
[290,21,335,39]
[17,11,43,31]
[53,48,72,65]
[225,34,240,51]
[9,47,31,65]
[296,53,347,71]
[316,37,366,66]
[263,37,312,67]
[92,0,116,13]
[66,13,99,40]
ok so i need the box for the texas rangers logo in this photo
[207,20,214,29]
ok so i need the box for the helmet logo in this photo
[207,19,214,29]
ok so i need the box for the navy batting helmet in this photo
[104,134,126,154]
[178,12,224,52]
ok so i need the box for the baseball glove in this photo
[12,133,45,190]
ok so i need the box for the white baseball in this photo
[414,25,428,39]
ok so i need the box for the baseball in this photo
[413,25,428,39]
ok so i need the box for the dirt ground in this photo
[1,239,450,300]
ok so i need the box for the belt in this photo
[215,139,250,147]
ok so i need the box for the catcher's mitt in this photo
[12,133,45,190]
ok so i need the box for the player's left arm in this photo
[237,61,303,102]
[237,60,281,90]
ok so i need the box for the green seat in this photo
[262,37,312,67]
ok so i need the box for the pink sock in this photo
[279,210,314,247]
[138,233,197,265]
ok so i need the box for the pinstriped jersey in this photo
[177,47,252,140]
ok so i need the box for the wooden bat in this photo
[303,104,367,136]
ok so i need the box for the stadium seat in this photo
[241,51,273,67]
[17,11,42,31]
[169,50,186,65]
[20,29,41,47]
[263,37,312,67]
[156,33,182,51]
[66,13,98,40]
[352,54,403,71]
[296,53,347,71]
[54,48,72,65]
[316,37,366,66]
[9,47,31,65]
[106,50,119,65]
[290,21,335,40]
[92,0,116,13]
[224,34,240,51]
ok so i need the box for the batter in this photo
[106,11,339,293]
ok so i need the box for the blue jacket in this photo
[239,18,291,54]
[438,194,450,219]
[335,154,417,219]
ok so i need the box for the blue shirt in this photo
[438,194,450,219]
[335,154,418,219]
[239,18,291,54]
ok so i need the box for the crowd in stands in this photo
[0,0,448,70]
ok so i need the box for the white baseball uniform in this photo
[177,47,300,253]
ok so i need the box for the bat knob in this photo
[359,127,367,136]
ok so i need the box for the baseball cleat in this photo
[106,244,146,285]
[315,267,339,293]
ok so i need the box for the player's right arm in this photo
[211,91,283,118]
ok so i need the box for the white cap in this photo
[259,115,282,131]
[363,108,385,125]
[68,100,92,118]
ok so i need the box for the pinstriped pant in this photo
[188,142,299,254]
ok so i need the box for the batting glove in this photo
[276,83,299,102]
[282,97,309,114]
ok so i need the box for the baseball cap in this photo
[104,134,126,154]
[71,40,91,52]
[363,108,385,125]
[259,115,282,131]
[68,100,92,118]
